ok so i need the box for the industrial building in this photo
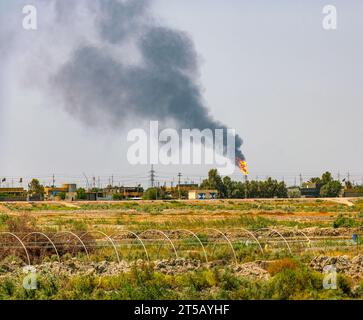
[343,188,363,197]
[300,182,320,198]
[84,186,144,201]
[44,184,77,201]
[188,189,218,200]
[104,186,144,199]
[0,188,27,201]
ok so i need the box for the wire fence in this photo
[0,228,360,266]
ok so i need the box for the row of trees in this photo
[135,170,352,200]
[200,169,288,199]
[25,170,352,201]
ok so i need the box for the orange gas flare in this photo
[239,160,249,176]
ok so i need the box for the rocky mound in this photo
[233,262,271,281]
[0,258,270,281]
[310,255,363,282]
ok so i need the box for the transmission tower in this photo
[150,165,155,188]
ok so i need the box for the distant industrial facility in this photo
[1,169,362,202]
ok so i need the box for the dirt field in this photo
[0,198,362,300]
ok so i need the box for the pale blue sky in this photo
[1,0,362,187]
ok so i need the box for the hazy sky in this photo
[1,0,362,187]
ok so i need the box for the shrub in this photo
[267,258,298,276]
[353,280,363,298]
[187,270,216,291]
[337,274,353,296]
[269,268,322,300]
[333,214,360,228]
[0,214,10,226]
[6,214,37,233]
[0,278,16,298]
[70,220,88,232]
[112,193,124,201]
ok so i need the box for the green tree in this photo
[76,188,87,200]
[309,177,323,191]
[321,172,333,185]
[28,179,44,199]
[309,172,334,195]
[320,180,342,197]
[222,176,234,198]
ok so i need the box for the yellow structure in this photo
[44,184,77,200]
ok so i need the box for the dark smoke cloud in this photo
[52,0,245,161]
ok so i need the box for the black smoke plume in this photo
[52,0,245,161]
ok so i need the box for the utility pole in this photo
[299,173,303,186]
[178,172,182,199]
[52,174,55,187]
[150,165,155,188]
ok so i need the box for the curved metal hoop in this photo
[174,229,208,263]
[293,229,312,248]
[81,231,120,263]
[0,232,31,265]
[54,231,90,260]
[257,228,292,254]
[22,232,60,263]
[205,228,237,264]
[229,227,264,255]
[139,229,178,259]
[112,230,150,262]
